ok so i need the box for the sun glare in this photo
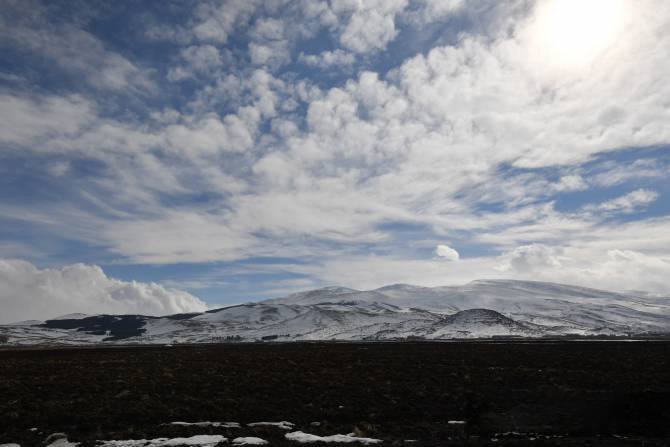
[531,0,629,70]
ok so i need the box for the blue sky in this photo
[1,0,669,321]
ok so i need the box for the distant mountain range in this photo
[2,280,670,345]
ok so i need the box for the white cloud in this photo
[47,161,70,177]
[492,244,670,294]
[277,235,670,294]
[246,15,293,69]
[0,4,154,92]
[0,259,207,324]
[2,0,670,298]
[299,49,355,68]
[597,249,670,292]
[285,255,498,291]
[167,44,224,81]
[249,41,291,67]
[590,159,666,187]
[295,0,465,56]
[335,0,408,53]
[164,113,258,155]
[0,94,94,147]
[100,211,256,264]
[166,66,190,82]
[496,244,563,273]
[0,242,45,260]
[191,0,258,43]
[585,189,659,214]
[251,17,286,41]
[0,72,24,82]
[552,175,588,192]
[411,0,464,23]
[435,244,459,261]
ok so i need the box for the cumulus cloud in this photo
[486,239,670,294]
[597,249,670,292]
[496,244,563,274]
[411,0,464,23]
[249,41,291,68]
[167,44,224,81]
[191,0,258,43]
[435,244,459,261]
[552,175,588,193]
[0,259,207,324]
[164,113,258,155]
[334,0,408,53]
[248,17,293,68]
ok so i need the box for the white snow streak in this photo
[97,435,226,447]
[248,421,294,430]
[46,439,79,447]
[232,437,268,445]
[166,422,240,428]
[285,431,382,444]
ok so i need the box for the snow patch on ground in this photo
[285,431,382,444]
[232,437,268,445]
[0,444,21,447]
[166,422,240,428]
[97,435,226,446]
[248,421,294,430]
[46,439,79,447]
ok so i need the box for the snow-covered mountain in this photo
[269,280,670,334]
[1,280,669,345]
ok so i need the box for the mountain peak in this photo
[446,308,515,325]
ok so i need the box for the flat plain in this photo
[1,341,669,446]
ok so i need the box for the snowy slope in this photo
[51,313,90,320]
[142,302,442,343]
[2,280,669,345]
[270,280,670,335]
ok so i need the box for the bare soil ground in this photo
[1,340,669,446]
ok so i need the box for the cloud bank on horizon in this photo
[0,259,207,324]
[0,0,669,321]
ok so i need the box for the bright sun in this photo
[530,0,629,70]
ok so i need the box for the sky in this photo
[1,0,669,322]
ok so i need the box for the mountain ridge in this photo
[1,280,669,345]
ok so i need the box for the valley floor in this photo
[1,341,669,446]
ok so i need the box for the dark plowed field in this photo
[1,341,670,446]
